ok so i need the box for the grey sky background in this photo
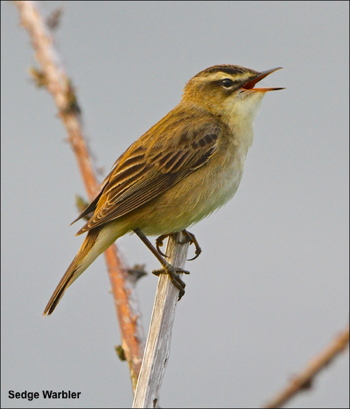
[1,1,349,408]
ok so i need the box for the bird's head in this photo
[182,65,283,121]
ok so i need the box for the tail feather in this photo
[43,262,78,316]
[43,226,108,316]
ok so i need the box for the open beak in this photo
[242,67,284,92]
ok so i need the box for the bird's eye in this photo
[222,78,234,88]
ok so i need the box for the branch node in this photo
[115,345,127,362]
[127,264,148,281]
[46,7,63,30]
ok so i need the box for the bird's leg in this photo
[134,228,190,299]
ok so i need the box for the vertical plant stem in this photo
[133,232,190,408]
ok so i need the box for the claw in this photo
[155,234,169,258]
[181,230,202,261]
[152,264,190,301]
[156,230,202,261]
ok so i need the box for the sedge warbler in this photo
[44,64,283,315]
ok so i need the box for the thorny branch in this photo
[14,0,145,391]
[263,324,349,408]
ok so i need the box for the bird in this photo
[43,64,283,316]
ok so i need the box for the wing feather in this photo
[76,107,225,234]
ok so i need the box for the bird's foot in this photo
[155,230,202,261]
[152,263,190,300]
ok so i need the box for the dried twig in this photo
[263,324,349,408]
[133,232,190,408]
[14,0,145,391]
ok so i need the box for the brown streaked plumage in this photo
[75,109,223,234]
[44,64,283,316]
